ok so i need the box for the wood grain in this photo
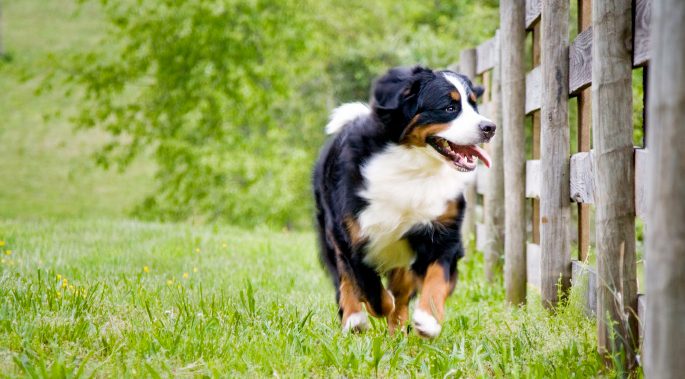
[634,149,649,220]
[525,0,542,29]
[570,152,594,204]
[459,48,478,249]
[569,27,593,95]
[633,0,652,67]
[526,242,541,289]
[592,0,638,364]
[525,160,540,198]
[644,0,685,375]
[501,0,528,305]
[525,67,541,114]
[476,37,496,74]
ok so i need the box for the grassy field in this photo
[0,219,610,377]
[0,0,631,377]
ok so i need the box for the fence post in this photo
[484,30,504,282]
[644,0,685,376]
[500,0,527,305]
[592,0,638,366]
[459,48,478,250]
[539,0,571,307]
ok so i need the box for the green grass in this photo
[0,218,612,378]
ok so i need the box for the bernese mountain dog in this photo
[313,66,495,338]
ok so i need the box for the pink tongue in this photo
[468,145,491,168]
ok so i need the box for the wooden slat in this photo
[569,27,593,95]
[501,0,528,305]
[525,160,541,198]
[570,151,595,203]
[525,66,541,114]
[593,0,638,361]
[637,294,646,347]
[635,149,649,220]
[539,0,571,307]
[476,165,488,195]
[460,48,478,247]
[525,0,542,29]
[572,260,598,316]
[577,0,592,263]
[476,223,487,252]
[633,0,652,67]
[476,37,496,74]
[527,242,541,289]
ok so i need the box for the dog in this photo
[313,66,495,338]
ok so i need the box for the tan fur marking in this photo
[344,216,366,246]
[339,273,364,327]
[436,200,460,224]
[401,123,450,147]
[469,92,477,103]
[363,289,395,318]
[417,263,451,322]
[450,90,461,102]
[387,268,416,334]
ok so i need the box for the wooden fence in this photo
[457,0,685,373]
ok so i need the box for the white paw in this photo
[412,308,442,338]
[342,312,369,333]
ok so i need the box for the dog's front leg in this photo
[413,261,451,338]
[347,254,395,320]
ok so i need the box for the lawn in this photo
[0,0,616,377]
[0,219,607,377]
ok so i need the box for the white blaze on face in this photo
[437,73,493,145]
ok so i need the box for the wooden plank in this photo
[634,149,649,220]
[644,0,685,375]
[569,27,593,95]
[593,0,638,363]
[633,0,652,67]
[525,0,542,29]
[525,160,540,198]
[525,67,541,114]
[576,0,592,258]
[526,242,541,289]
[501,0,528,305]
[571,260,597,316]
[460,48,478,248]
[637,294,646,348]
[539,0,571,308]
[476,164,488,195]
[476,37,496,74]
[483,30,504,283]
[570,152,594,204]
[476,223,487,252]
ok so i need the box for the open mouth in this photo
[426,136,491,172]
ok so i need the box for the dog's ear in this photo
[473,85,485,99]
[371,66,432,138]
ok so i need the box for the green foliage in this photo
[50,0,498,228]
[0,218,614,377]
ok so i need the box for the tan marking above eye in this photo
[469,92,477,103]
[450,91,461,102]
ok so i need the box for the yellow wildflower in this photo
[4,250,11,256]
[143,266,150,273]
[0,240,5,246]
[57,274,62,281]
[195,247,201,254]
[193,267,198,273]
[222,243,227,249]
[56,291,62,298]
[166,279,173,286]
[183,272,189,279]
[69,285,75,291]
[62,279,68,288]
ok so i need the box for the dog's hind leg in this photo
[387,268,416,335]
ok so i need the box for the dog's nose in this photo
[479,121,496,139]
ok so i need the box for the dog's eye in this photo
[445,106,457,113]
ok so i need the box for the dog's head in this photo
[371,66,495,172]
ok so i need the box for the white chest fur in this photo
[357,145,475,271]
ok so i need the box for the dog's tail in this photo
[325,102,371,135]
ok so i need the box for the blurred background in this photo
[0,0,499,229]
